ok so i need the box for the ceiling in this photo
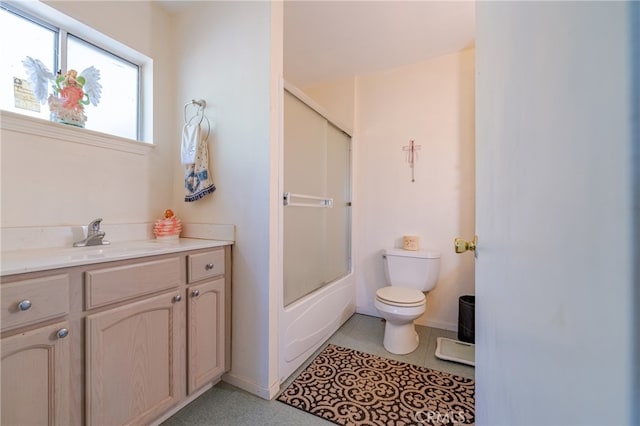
[158,1,476,88]
[284,1,475,87]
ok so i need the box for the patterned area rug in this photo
[277,344,474,426]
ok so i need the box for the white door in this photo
[475,2,637,425]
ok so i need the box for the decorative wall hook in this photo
[402,139,422,182]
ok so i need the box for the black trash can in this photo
[458,295,475,344]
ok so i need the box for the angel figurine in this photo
[22,56,102,127]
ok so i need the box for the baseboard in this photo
[222,372,278,400]
[419,318,458,332]
[355,305,380,318]
[357,306,458,333]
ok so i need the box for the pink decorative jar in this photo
[153,209,182,241]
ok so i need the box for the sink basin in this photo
[1,237,230,276]
[64,241,169,260]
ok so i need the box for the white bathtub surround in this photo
[278,275,355,382]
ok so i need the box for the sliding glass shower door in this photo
[283,90,351,306]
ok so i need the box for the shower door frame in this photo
[278,80,356,383]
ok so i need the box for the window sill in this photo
[0,110,154,155]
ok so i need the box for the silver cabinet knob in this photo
[18,300,32,311]
[191,289,200,298]
[173,295,182,303]
[205,263,214,270]
[57,328,69,339]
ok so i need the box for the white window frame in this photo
[0,0,154,152]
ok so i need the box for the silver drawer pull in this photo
[173,295,182,303]
[57,328,69,339]
[18,300,32,311]
[191,289,200,298]
[205,263,214,271]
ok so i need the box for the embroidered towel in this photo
[181,123,199,164]
[184,135,215,202]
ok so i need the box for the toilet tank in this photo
[382,248,441,291]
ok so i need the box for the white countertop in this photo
[0,238,232,276]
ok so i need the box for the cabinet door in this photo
[85,292,182,426]
[1,321,71,426]
[187,278,225,394]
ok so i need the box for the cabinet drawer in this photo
[188,249,225,283]
[85,258,180,309]
[1,274,70,332]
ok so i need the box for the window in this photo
[67,35,139,139]
[0,5,56,123]
[0,2,142,141]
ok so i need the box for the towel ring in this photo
[184,99,211,141]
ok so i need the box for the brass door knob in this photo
[454,236,478,254]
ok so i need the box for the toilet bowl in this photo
[375,248,441,354]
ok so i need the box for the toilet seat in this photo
[376,286,425,307]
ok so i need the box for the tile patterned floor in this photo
[162,313,475,426]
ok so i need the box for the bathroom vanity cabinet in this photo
[0,244,231,426]
[0,274,72,425]
[0,319,71,425]
[186,248,227,394]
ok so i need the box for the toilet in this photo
[375,248,441,354]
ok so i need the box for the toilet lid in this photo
[376,287,425,307]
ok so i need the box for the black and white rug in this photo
[277,344,475,425]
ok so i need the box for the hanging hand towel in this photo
[184,135,216,202]
[181,123,200,164]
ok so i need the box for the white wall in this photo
[303,77,356,131]
[0,1,175,227]
[476,2,637,424]
[356,50,475,330]
[306,50,476,331]
[172,1,281,398]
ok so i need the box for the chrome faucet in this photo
[73,218,110,247]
